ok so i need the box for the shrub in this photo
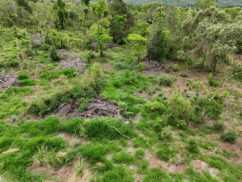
[80,143,110,163]
[19,79,36,86]
[187,139,199,153]
[159,126,173,141]
[156,144,176,161]
[134,149,145,159]
[112,152,135,164]
[145,100,167,113]
[158,76,174,86]
[143,168,171,182]
[60,118,84,135]
[85,119,135,140]
[221,131,237,143]
[212,122,225,132]
[50,47,60,62]
[17,72,29,80]
[168,93,193,127]
[208,74,222,87]
[25,137,67,153]
[102,167,134,182]
[20,116,61,136]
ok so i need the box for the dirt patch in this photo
[191,160,219,178]
[219,138,242,164]
[144,151,186,173]
[30,164,84,182]
[57,132,84,148]
[0,73,18,90]
[55,98,121,119]
[57,49,86,75]
[144,61,163,72]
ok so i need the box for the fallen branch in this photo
[110,126,130,139]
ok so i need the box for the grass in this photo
[0,27,241,182]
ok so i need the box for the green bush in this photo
[156,144,176,161]
[101,167,134,182]
[212,122,225,132]
[85,119,135,140]
[158,76,174,86]
[159,126,173,141]
[50,47,60,62]
[145,100,167,113]
[17,72,29,80]
[168,93,193,127]
[187,139,199,153]
[19,79,37,86]
[80,143,110,163]
[60,118,84,135]
[143,168,171,182]
[208,74,222,87]
[20,116,61,136]
[112,151,135,164]
[221,131,237,143]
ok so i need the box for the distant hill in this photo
[124,0,242,7]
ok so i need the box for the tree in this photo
[89,18,112,57]
[109,0,134,44]
[54,0,67,30]
[128,33,147,62]
[15,0,32,13]
[147,28,169,62]
[92,0,109,20]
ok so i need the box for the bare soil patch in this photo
[29,164,86,182]
[57,49,86,75]
[144,61,163,72]
[144,151,186,173]
[0,73,18,89]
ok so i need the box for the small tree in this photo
[54,0,67,30]
[147,28,169,62]
[89,19,112,57]
[128,34,147,62]
[110,0,134,44]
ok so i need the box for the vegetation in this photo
[0,0,241,182]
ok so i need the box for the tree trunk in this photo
[213,60,218,73]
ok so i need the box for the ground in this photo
[0,37,241,182]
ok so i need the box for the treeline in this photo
[0,0,242,74]
[124,0,242,7]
